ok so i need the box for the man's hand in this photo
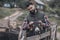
[39,20,42,23]
[39,20,50,26]
[39,20,46,26]
[29,21,34,25]
[29,21,34,28]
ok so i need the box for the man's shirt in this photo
[23,11,50,29]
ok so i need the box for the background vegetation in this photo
[0,7,16,19]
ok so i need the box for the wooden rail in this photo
[40,31,50,39]
[27,31,50,40]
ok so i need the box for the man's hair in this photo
[26,2,33,8]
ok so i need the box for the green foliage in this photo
[47,0,60,16]
[58,28,60,32]
[0,0,28,9]
[17,0,27,9]
[0,7,16,19]
[17,11,28,21]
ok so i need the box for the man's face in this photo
[27,4,36,11]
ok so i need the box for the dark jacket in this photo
[23,10,46,29]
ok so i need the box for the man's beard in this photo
[30,10,35,15]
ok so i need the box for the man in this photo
[23,2,50,35]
